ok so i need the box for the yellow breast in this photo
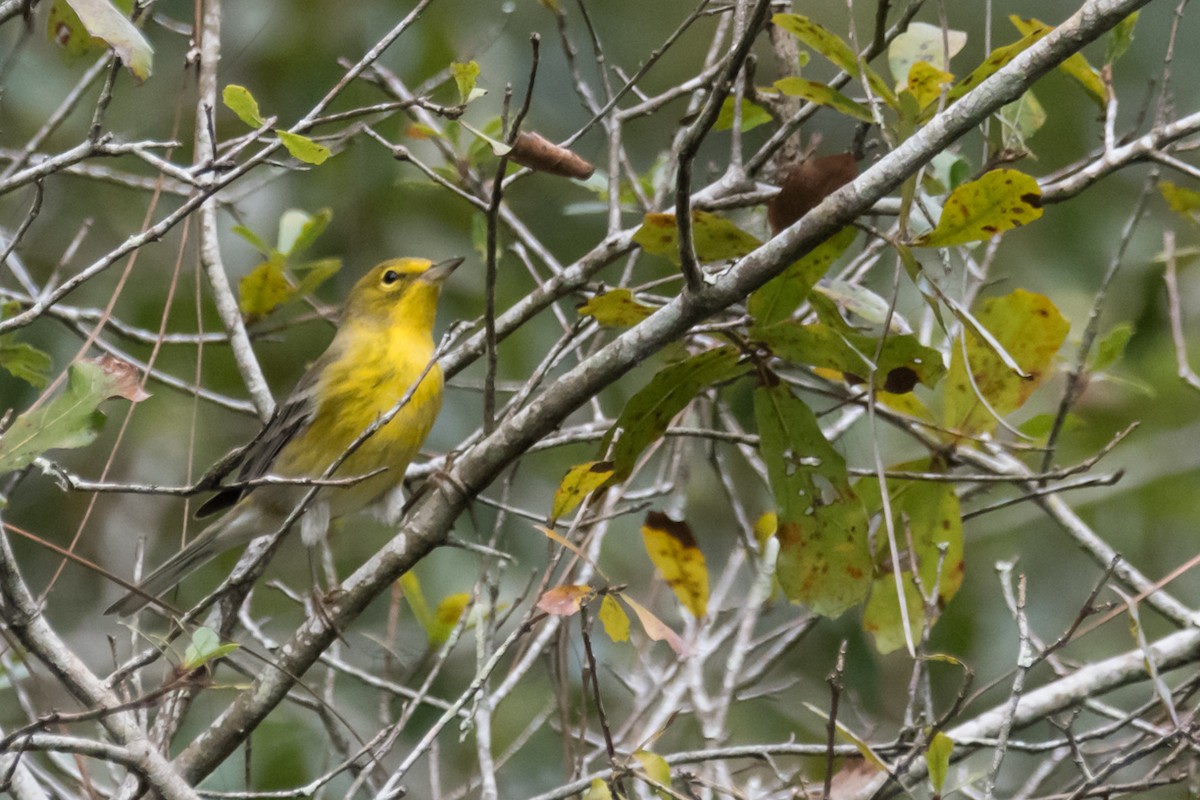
[276,319,443,516]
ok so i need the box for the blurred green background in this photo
[3,0,1200,795]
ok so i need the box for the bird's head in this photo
[344,256,462,330]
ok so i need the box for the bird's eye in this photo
[382,270,401,285]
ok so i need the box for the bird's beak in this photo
[421,257,464,285]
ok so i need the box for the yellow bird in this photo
[107,256,461,616]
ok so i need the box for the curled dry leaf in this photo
[537,584,594,616]
[86,354,151,402]
[768,153,858,234]
[508,132,595,180]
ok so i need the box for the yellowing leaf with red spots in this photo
[577,289,655,327]
[915,169,1043,247]
[641,511,709,619]
[551,460,615,522]
[599,595,629,643]
[632,211,761,264]
[537,585,593,616]
[943,288,1069,437]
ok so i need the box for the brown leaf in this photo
[768,153,858,234]
[508,132,595,180]
[537,584,593,616]
[85,354,150,402]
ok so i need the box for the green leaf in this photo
[1090,323,1134,373]
[749,227,857,325]
[714,97,772,132]
[293,257,341,297]
[551,461,615,522]
[755,378,871,617]
[926,732,954,792]
[0,306,52,388]
[633,749,672,799]
[0,359,145,475]
[946,29,1048,105]
[887,21,966,89]
[182,626,239,670]
[914,169,1043,247]
[632,211,761,264]
[51,0,152,81]
[1106,12,1138,64]
[943,289,1069,438]
[577,289,655,327]
[1159,180,1200,221]
[998,89,1046,152]
[603,347,742,481]
[863,572,924,655]
[450,61,481,104]
[277,207,332,257]
[752,321,945,392]
[772,13,897,107]
[1010,16,1105,107]
[238,256,293,321]
[0,340,52,389]
[859,466,963,653]
[231,224,272,256]
[222,84,265,128]
[772,77,874,123]
[276,130,331,165]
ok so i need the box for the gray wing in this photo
[195,361,324,518]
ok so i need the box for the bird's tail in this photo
[104,521,228,617]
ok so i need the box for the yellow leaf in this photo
[223,84,265,128]
[399,572,433,635]
[772,77,874,123]
[582,779,612,800]
[238,258,294,322]
[943,288,1069,437]
[927,731,954,792]
[551,460,615,521]
[450,60,481,104]
[641,511,709,619]
[276,130,331,165]
[754,512,777,550]
[429,592,470,647]
[633,750,672,797]
[577,289,654,327]
[915,169,1043,247]
[1010,16,1105,107]
[599,594,629,643]
[632,211,761,264]
[904,61,954,110]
